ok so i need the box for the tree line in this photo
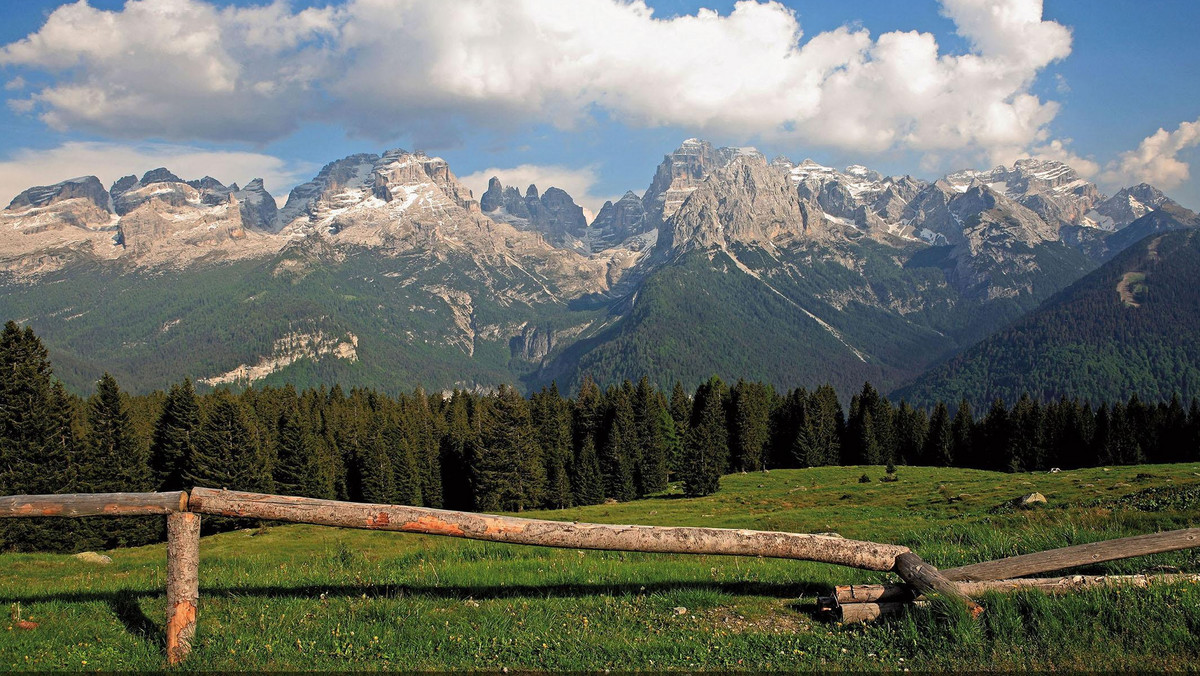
[2,321,1199,552]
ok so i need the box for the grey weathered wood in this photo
[166,511,200,666]
[189,487,912,571]
[0,492,188,517]
[944,528,1200,581]
[893,552,983,616]
[835,572,1200,605]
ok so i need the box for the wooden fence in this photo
[2,488,1198,665]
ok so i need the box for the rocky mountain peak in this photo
[140,168,184,185]
[479,177,588,250]
[6,176,109,213]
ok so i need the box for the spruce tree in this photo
[532,384,573,508]
[808,385,843,466]
[187,391,267,491]
[274,401,333,498]
[729,380,771,472]
[923,402,953,467]
[681,377,727,497]
[83,374,154,547]
[599,388,637,502]
[440,390,478,510]
[474,386,544,511]
[571,377,605,505]
[149,379,200,491]
[668,381,691,473]
[633,378,669,495]
[951,398,975,467]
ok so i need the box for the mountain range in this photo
[1,138,1196,400]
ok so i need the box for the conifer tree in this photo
[83,373,154,547]
[474,386,544,511]
[668,381,691,472]
[149,379,200,491]
[808,385,843,466]
[729,379,771,472]
[532,384,573,508]
[187,391,267,491]
[633,378,669,495]
[951,398,975,467]
[893,401,928,465]
[599,387,637,501]
[386,420,423,506]
[440,390,478,510]
[681,376,727,497]
[923,402,954,467]
[274,400,334,498]
[571,377,605,505]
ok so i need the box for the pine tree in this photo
[729,380,771,472]
[599,388,637,502]
[951,398,975,467]
[187,391,267,491]
[893,401,928,465]
[633,377,669,496]
[0,322,79,552]
[681,376,727,497]
[532,384,573,508]
[668,381,691,473]
[274,400,331,498]
[149,379,200,491]
[809,385,843,466]
[923,402,953,467]
[571,377,605,505]
[440,390,478,510]
[83,374,154,547]
[474,386,544,511]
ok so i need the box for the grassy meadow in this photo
[3,464,1200,671]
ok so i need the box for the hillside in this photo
[895,228,1200,408]
[4,465,1200,670]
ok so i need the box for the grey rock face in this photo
[278,153,380,226]
[7,176,109,213]
[479,177,588,248]
[1094,183,1176,230]
[233,178,279,232]
[589,191,648,251]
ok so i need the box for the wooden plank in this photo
[944,528,1200,581]
[166,512,200,666]
[0,492,188,517]
[189,487,911,572]
[835,573,1200,605]
[893,552,983,616]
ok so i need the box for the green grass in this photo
[4,464,1200,670]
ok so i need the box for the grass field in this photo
[3,464,1200,671]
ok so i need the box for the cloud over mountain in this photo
[2,0,1073,164]
[1102,117,1200,191]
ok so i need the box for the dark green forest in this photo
[3,320,1200,552]
[897,230,1200,408]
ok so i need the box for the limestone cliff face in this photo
[642,139,765,229]
[589,191,649,251]
[663,154,827,253]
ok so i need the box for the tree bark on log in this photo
[834,601,928,623]
[943,528,1200,581]
[833,573,1200,605]
[188,487,911,571]
[166,512,200,666]
[0,492,188,517]
[893,552,983,616]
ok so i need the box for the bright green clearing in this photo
[3,464,1200,671]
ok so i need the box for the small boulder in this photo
[673,607,688,615]
[72,551,112,565]
[1017,492,1047,508]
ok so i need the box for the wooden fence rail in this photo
[1,488,1198,665]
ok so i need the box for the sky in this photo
[0,0,1198,218]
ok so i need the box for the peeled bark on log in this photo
[166,512,200,666]
[944,528,1200,581]
[0,492,188,517]
[835,573,1200,605]
[893,552,983,617]
[188,488,910,571]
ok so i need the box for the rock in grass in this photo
[72,551,112,564]
[1018,492,1047,508]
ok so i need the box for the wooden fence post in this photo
[166,511,200,665]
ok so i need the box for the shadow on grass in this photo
[7,578,833,650]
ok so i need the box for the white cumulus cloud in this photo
[0,141,313,206]
[0,0,1074,164]
[1101,117,1200,190]
[459,164,614,220]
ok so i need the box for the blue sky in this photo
[1,0,1198,216]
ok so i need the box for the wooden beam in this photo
[189,487,911,572]
[944,528,1200,581]
[166,512,200,666]
[893,552,983,616]
[834,573,1200,605]
[0,492,188,517]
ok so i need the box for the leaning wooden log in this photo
[0,491,189,517]
[834,572,1200,605]
[944,528,1200,581]
[189,487,911,571]
[893,552,983,616]
[166,512,200,666]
